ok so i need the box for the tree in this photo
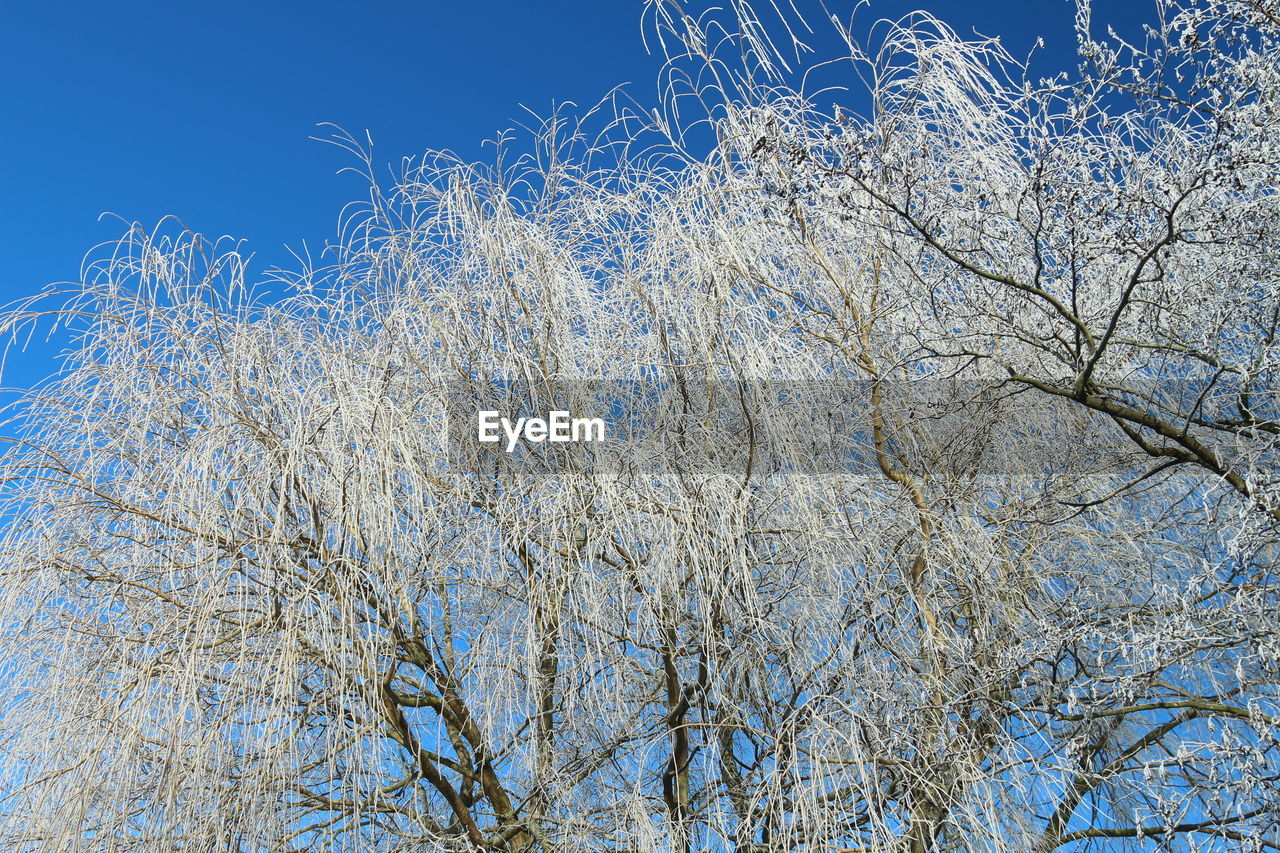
[0,1,1277,851]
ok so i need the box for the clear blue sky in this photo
[0,0,1148,390]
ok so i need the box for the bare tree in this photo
[0,1,1277,851]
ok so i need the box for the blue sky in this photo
[0,0,1149,390]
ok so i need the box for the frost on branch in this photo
[0,1,1278,851]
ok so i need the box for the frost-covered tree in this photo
[0,1,1277,851]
